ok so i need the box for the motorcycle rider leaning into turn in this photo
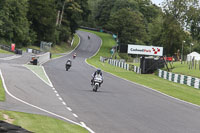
[91,68,103,86]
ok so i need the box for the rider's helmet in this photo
[97,68,101,74]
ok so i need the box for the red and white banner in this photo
[128,45,163,56]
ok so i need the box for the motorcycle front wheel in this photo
[93,84,98,92]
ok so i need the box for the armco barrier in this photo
[158,69,200,89]
[106,58,141,74]
[37,52,50,65]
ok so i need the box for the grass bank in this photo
[0,49,14,54]
[166,61,200,78]
[0,110,87,133]
[0,77,5,101]
[83,29,200,106]
[21,34,80,59]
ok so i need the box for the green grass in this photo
[0,77,5,101]
[51,34,79,58]
[0,49,14,54]
[0,110,88,133]
[24,65,51,86]
[166,61,200,78]
[83,29,200,106]
[128,62,140,67]
[21,45,40,51]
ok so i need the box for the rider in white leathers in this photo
[91,68,103,86]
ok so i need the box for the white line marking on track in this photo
[52,88,55,90]
[73,113,78,118]
[42,66,53,87]
[58,97,63,101]
[62,102,66,105]
[80,122,86,127]
[56,94,59,97]
[67,107,72,111]
[54,90,57,93]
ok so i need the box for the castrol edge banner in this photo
[128,45,163,56]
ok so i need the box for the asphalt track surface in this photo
[0,52,79,123]
[44,31,200,133]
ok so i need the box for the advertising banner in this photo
[128,45,163,56]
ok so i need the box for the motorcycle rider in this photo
[66,59,72,69]
[91,68,103,86]
[88,35,90,40]
[73,53,76,59]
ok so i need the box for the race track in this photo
[44,31,200,133]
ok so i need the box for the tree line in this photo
[0,0,89,48]
[84,0,200,56]
[1,0,200,56]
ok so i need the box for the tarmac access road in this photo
[44,30,200,133]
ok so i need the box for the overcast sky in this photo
[151,0,164,6]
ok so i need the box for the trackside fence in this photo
[158,69,200,89]
[102,57,141,74]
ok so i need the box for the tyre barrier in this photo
[26,48,41,54]
[158,69,200,89]
[0,44,22,55]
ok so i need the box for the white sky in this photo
[151,0,164,6]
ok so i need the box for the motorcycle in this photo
[65,62,71,71]
[73,53,76,59]
[92,74,103,92]
[88,35,90,40]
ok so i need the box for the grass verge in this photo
[21,34,79,59]
[0,77,5,101]
[24,65,51,86]
[51,34,79,58]
[0,49,14,54]
[82,29,200,106]
[166,61,200,78]
[0,110,88,133]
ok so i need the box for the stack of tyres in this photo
[140,57,165,74]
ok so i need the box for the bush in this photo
[118,53,133,62]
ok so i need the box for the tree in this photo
[160,13,185,56]
[186,7,200,40]
[28,0,57,45]
[107,9,147,44]
[94,0,116,27]
[162,0,199,27]
[148,15,163,46]
[0,0,35,47]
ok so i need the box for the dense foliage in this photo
[0,0,90,47]
[87,0,200,56]
[0,0,200,56]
